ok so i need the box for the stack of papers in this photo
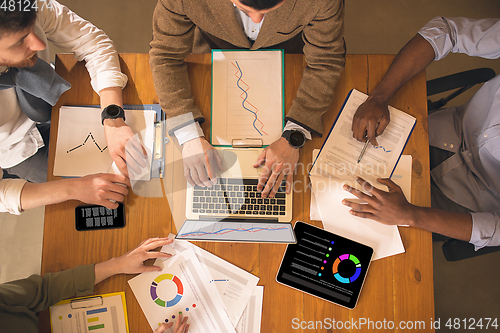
[309,89,416,260]
[128,237,263,333]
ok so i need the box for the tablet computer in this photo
[276,221,373,309]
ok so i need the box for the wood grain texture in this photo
[40,54,434,333]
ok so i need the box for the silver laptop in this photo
[182,148,294,242]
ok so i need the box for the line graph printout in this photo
[212,50,283,146]
[53,106,155,178]
[176,220,295,243]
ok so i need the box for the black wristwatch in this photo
[281,130,306,149]
[101,104,125,124]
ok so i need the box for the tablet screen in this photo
[276,221,373,309]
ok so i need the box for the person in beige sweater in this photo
[150,0,345,198]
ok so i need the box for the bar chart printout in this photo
[176,220,295,243]
[50,293,129,333]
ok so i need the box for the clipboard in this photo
[210,49,285,148]
[122,104,168,179]
[54,104,168,179]
[309,89,416,180]
[49,292,130,333]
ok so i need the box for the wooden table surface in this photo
[40,53,434,332]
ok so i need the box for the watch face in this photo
[289,131,305,147]
[107,105,120,117]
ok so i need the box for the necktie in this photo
[0,58,71,122]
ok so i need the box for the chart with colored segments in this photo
[332,254,362,284]
[277,222,373,309]
[128,248,236,333]
[150,274,184,307]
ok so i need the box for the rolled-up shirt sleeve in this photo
[0,172,28,215]
[37,0,128,93]
[470,212,500,250]
[418,16,500,61]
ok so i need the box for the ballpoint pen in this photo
[357,120,381,163]
[357,140,370,163]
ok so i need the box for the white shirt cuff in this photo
[90,71,128,95]
[0,177,28,215]
[174,122,205,145]
[469,212,500,250]
[284,121,312,140]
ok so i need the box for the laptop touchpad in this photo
[221,149,261,178]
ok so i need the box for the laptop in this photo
[180,147,294,243]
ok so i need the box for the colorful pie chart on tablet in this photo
[332,254,362,283]
[150,274,183,307]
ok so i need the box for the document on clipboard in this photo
[49,292,129,333]
[310,89,416,182]
[211,49,284,147]
[53,104,167,179]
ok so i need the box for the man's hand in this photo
[70,173,131,209]
[103,118,147,177]
[182,137,222,187]
[154,313,189,333]
[253,137,299,198]
[351,97,390,146]
[341,177,416,226]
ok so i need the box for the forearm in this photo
[20,179,77,211]
[369,34,435,104]
[100,87,126,129]
[410,206,473,241]
[94,258,122,285]
[100,87,123,108]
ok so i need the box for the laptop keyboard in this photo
[190,178,288,217]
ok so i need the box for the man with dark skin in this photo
[345,17,500,250]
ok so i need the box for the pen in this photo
[357,120,382,163]
[357,140,370,163]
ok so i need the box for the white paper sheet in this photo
[53,106,155,179]
[128,248,235,333]
[310,151,413,222]
[211,50,283,146]
[309,175,405,260]
[235,286,263,333]
[161,238,260,327]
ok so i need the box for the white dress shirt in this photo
[418,17,500,249]
[0,0,127,214]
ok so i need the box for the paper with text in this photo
[128,248,235,333]
[235,286,263,333]
[161,239,260,327]
[310,89,415,185]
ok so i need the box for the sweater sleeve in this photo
[0,264,95,313]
